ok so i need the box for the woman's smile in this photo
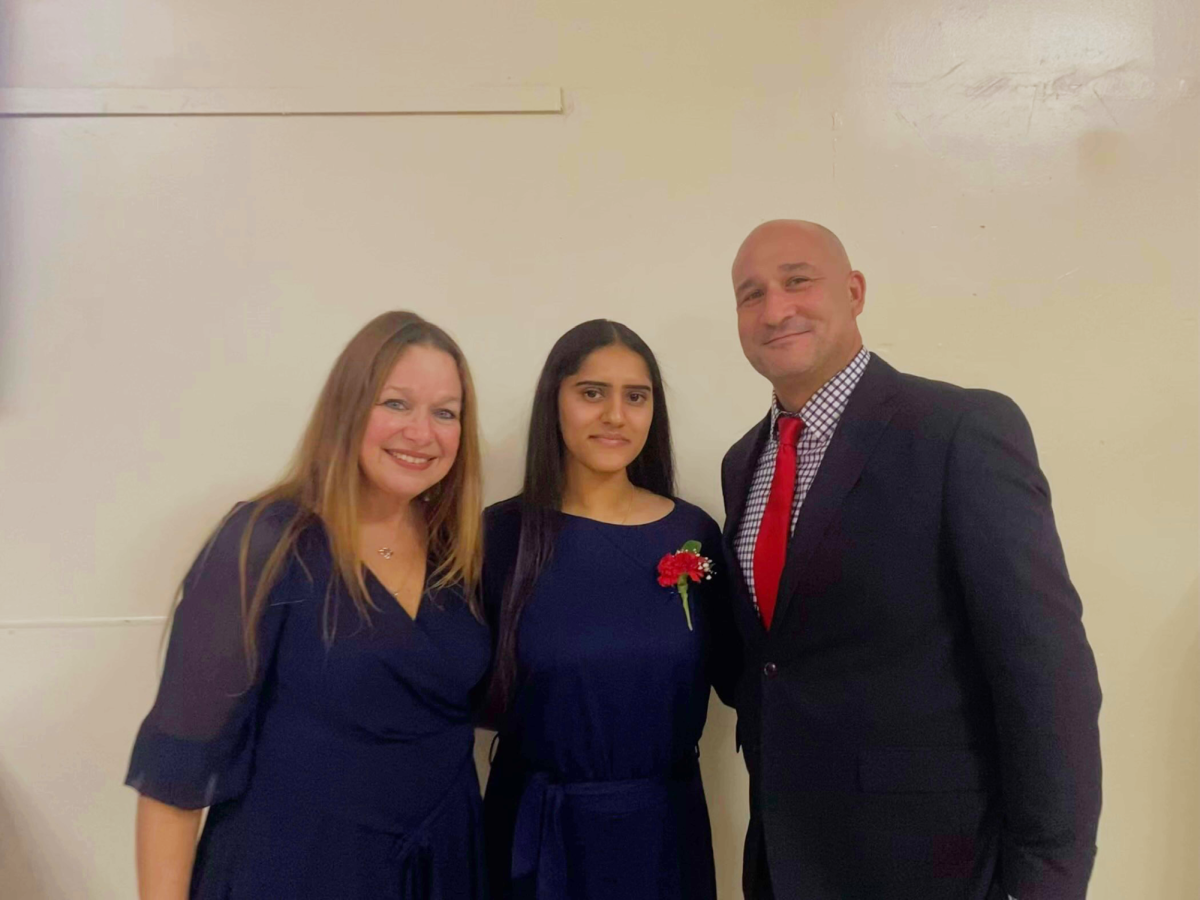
[386,448,437,469]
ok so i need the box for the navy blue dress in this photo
[481,497,740,900]
[127,502,492,900]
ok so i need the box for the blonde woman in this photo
[127,312,490,900]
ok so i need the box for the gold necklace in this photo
[386,567,415,599]
[618,487,637,525]
[374,550,416,599]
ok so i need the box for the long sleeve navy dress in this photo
[126,501,492,900]
[481,497,740,900]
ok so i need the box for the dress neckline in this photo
[556,499,680,529]
[362,564,433,623]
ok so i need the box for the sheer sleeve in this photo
[125,501,299,809]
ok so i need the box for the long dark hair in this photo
[486,320,675,719]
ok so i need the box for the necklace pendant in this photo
[377,547,394,560]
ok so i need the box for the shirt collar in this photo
[769,346,872,442]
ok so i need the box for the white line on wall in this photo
[0,86,563,117]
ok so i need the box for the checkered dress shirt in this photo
[734,347,871,615]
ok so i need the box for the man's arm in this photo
[945,391,1102,900]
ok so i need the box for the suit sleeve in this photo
[701,513,742,708]
[945,392,1102,900]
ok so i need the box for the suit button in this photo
[763,662,778,678]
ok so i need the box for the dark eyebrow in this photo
[575,380,653,392]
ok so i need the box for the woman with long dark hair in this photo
[481,320,740,900]
[127,312,490,899]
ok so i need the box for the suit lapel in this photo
[723,414,771,634]
[769,356,901,635]
[722,415,770,556]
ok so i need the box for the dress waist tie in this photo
[509,751,700,900]
[388,753,481,899]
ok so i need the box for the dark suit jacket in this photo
[721,355,1102,900]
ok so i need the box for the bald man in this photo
[719,221,1101,900]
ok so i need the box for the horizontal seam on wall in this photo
[0,86,564,117]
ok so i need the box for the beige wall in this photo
[1,1,1197,897]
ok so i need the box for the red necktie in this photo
[753,416,803,629]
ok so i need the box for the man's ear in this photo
[848,270,866,316]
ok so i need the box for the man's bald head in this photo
[731,220,865,410]
[732,220,852,285]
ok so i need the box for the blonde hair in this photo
[232,311,483,677]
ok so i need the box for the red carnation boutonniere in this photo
[656,540,714,631]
